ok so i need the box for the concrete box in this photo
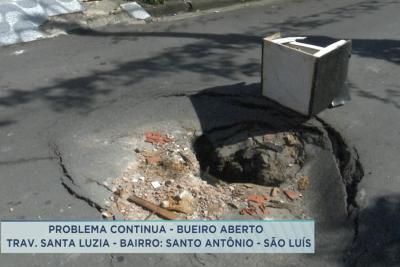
[262,36,352,116]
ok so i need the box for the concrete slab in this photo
[0,0,83,46]
[120,2,151,20]
[37,0,83,17]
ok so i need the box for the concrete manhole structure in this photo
[53,83,364,255]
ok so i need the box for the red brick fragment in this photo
[247,195,267,204]
[240,208,257,216]
[144,132,171,145]
[258,204,268,214]
[283,190,300,201]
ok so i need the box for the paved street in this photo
[0,0,399,266]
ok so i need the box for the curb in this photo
[139,0,262,17]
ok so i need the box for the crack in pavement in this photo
[50,142,76,186]
[192,254,207,266]
[49,142,103,212]
[316,117,365,242]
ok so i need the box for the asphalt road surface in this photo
[0,0,399,266]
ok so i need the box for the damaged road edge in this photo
[48,142,104,212]
[316,117,365,241]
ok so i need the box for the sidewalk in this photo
[0,0,84,46]
[0,0,267,47]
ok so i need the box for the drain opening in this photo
[193,124,306,187]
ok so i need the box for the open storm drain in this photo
[193,124,305,187]
[54,84,364,226]
[100,119,354,221]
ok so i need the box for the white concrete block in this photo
[120,2,151,20]
[262,35,351,116]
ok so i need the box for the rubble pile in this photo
[103,129,310,221]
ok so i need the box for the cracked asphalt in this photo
[0,0,400,266]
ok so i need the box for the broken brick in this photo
[283,190,300,201]
[247,195,267,204]
[240,207,257,216]
[144,132,171,145]
[258,204,269,215]
[145,154,161,165]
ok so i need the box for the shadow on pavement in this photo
[0,120,16,128]
[189,82,309,141]
[2,30,399,114]
[2,0,399,115]
[187,82,356,266]
[352,85,400,110]
[257,0,399,34]
[188,82,310,181]
[345,194,400,266]
[0,32,260,114]
[306,35,400,65]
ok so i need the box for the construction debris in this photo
[124,194,180,220]
[144,131,171,145]
[247,195,267,205]
[105,129,309,220]
[270,187,280,197]
[297,176,310,190]
[284,133,298,146]
[151,181,161,189]
[283,190,300,201]
[145,153,162,165]
[101,211,112,218]
[265,201,293,212]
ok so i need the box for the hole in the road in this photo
[193,123,306,186]
[53,84,365,222]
